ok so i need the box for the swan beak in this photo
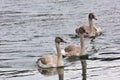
[94,17,97,20]
[63,40,67,43]
[85,31,89,34]
[61,39,67,43]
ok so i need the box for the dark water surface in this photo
[0,0,120,80]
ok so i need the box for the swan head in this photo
[88,13,97,20]
[76,27,88,35]
[79,27,87,34]
[75,28,79,35]
[55,37,67,44]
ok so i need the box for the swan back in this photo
[37,55,58,68]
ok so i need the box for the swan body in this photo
[62,27,88,57]
[63,45,80,56]
[81,24,101,37]
[37,55,58,68]
[37,37,66,68]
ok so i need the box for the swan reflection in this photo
[38,67,64,80]
[81,60,87,80]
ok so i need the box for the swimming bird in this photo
[77,13,101,38]
[62,27,88,57]
[37,37,66,68]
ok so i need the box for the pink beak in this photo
[94,16,97,20]
[85,31,89,34]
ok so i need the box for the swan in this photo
[77,13,102,38]
[37,37,66,68]
[62,27,88,56]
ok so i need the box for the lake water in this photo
[0,0,120,80]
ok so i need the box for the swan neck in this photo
[89,18,93,33]
[55,43,64,67]
[80,34,86,55]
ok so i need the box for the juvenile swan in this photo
[37,37,66,68]
[77,13,101,37]
[62,27,88,56]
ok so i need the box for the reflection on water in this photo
[38,68,59,76]
[65,56,87,80]
[38,67,64,80]
[38,60,87,80]
[57,68,64,80]
[81,60,87,80]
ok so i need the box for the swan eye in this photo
[89,14,93,19]
[79,27,85,34]
[88,13,96,20]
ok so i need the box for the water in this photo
[0,0,120,80]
